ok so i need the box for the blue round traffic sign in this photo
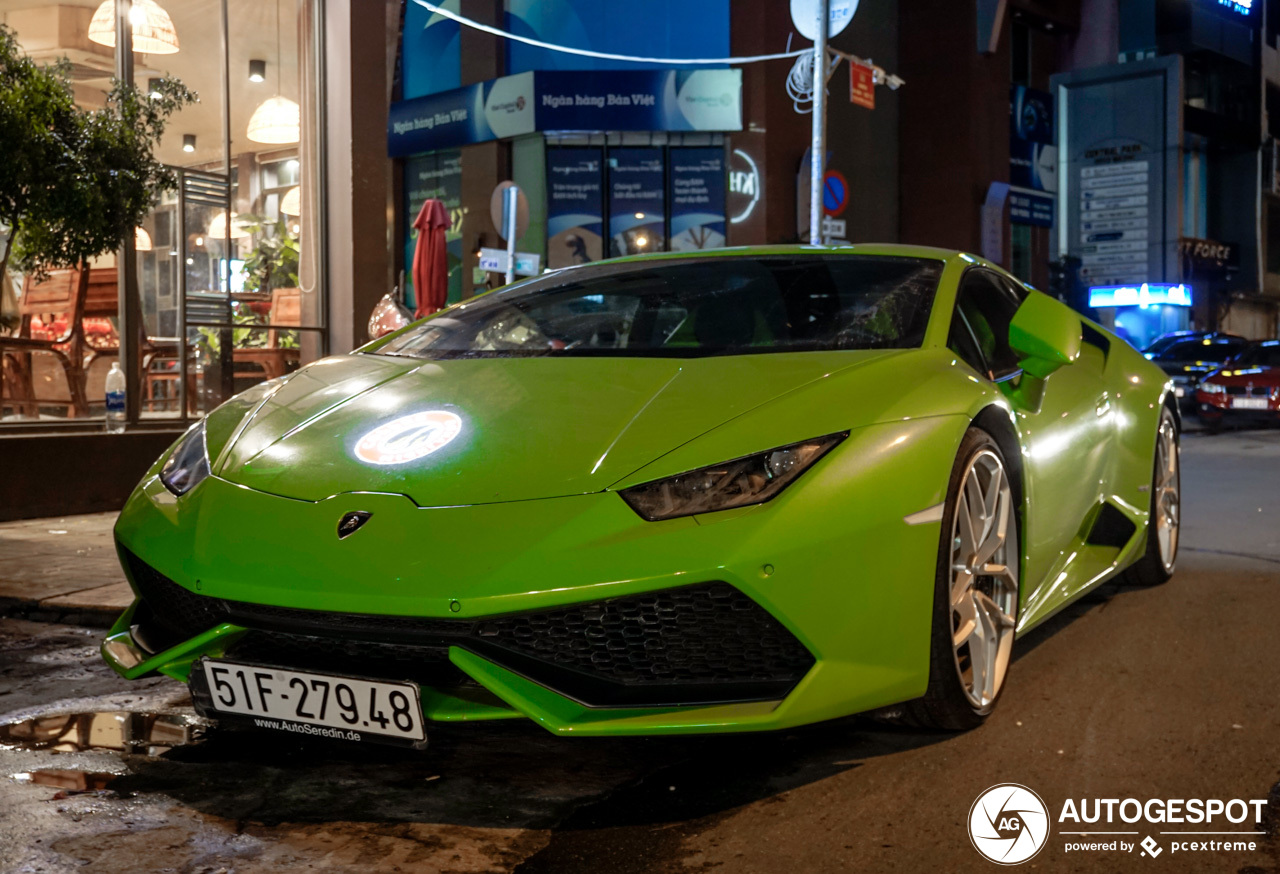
[823,170,849,216]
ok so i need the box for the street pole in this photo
[504,186,518,285]
[809,0,829,246]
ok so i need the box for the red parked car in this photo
[1195,341,1280,429]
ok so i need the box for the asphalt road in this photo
[1,428,1278,873]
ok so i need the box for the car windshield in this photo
[373,255,944,359]
[1157,339,1246,361]
[1233,344,1280,368]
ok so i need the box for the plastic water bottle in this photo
[105,362,126,433]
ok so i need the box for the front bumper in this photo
[105,417,964,736]
[1194,391,1280,422]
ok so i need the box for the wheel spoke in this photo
[964,474,988,546]
[955,491,978,561]
[953,596,977,647]
[981,465,1003,531]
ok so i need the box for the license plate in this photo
[1232,397,1270,410]
[197,659,426,745]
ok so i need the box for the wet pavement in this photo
[2,429,1280,872]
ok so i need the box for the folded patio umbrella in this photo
[412,198,450,319]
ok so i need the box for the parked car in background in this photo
[1195,340,1280,430]
[1148,334,1250,407]
[1142,330,1244,359]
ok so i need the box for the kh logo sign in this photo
[969,784,1050,865]
[354,410,463,466]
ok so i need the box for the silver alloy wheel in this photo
[1154,415,1180,572]
[949,449,1019,710]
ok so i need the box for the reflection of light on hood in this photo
[355,411,463,465]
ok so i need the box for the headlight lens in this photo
[1198,382,1226,395]
[619,432,847,522]
[160,421,211,496]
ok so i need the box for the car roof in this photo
[588,243,968,267]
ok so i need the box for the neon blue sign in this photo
[1088,283,1193,308]
[1216,0,1252,15]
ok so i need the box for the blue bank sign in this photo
[1088,283,1193,308]
[389,69,743,156]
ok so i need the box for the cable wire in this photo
[410,0,809,65]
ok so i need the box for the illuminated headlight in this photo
[160,421,210,496]
[1198,382,1226,395]
[619,433,847,522]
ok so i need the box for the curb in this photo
[0,596,121,629]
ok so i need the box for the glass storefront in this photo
[1,0,326,426]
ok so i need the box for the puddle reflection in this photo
[0,712,209,755]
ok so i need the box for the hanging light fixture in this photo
[279,186,301,216]
[246,96,300,144]
[88,0,180,54]
[135,227,153,251]
[207,212,251,240]
[248,59,266,82]
[247,0,299,144]
[182,134,196,153]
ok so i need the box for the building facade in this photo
[4,0,1280,519]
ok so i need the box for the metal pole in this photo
[809,0,829,246]
[115,0,141,424]
[504,186,518,285]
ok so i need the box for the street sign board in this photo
[790,0,858,40]
[823,169,849,216]
[850,63,875,109]
[479,248,541,277]
[489,181,530,241]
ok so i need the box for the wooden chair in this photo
[233,286,301,382]
[0,266,114,418]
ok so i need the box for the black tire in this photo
[1125,407,1180,586]
[899,427,1019,732]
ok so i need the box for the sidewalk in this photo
[0,513,131,627]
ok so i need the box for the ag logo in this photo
[968,784,1050,865]
[354,410,463,466]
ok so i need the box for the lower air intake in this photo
[121,547,815,708]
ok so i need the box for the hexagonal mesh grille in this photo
[474,584,814,688]
[121,547,814,708]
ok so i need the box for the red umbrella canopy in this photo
[412,198,450,319]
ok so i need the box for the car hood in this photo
[214,350,902,506]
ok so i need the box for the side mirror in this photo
[1008,292,1082,379]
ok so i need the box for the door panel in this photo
[1015,337,1114,616]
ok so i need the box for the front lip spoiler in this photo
[101,602,249,682]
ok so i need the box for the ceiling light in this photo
[135,228,152,251]
[635,234,649,248]
[634,212,645,219]
[246,96,300,144]
[279,186,301,216]
[182,134,195,152]
[248,59,266,82]
[88,0,180,55]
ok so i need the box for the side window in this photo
[950,270,1023,380]
[947,309,987,374]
